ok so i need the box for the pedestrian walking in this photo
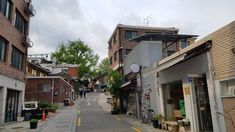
[79,87,83,98]
[83,88,87,98]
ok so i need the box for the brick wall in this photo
[25,77,72,103]
[194,21,235,80]
[0,0,31,81]
[108,25,178,69]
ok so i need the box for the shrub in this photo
[48,103,59,113]
[152,113,163,121]
[29,119,38,123]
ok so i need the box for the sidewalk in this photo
[98,93,167,132]
[0,100,79,132]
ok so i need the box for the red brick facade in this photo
[25,77,72,104]
[0,0,32,81]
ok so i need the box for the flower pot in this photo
[152,120,159,128]
[30,121,38,129]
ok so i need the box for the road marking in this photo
[77,110,81,127]
[131,127,142,132]
[77,117,81,126]
[112,115,121,121]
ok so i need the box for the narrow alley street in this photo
[76,93,136,132]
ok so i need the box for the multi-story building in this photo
[0,0,35,124]
[108,24,179,75]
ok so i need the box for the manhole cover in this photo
[11,126,24,129]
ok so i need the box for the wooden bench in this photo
[162,121,179,132]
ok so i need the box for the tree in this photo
[96,58,109,75]
[51,40,99,78]
[107,69,123,98]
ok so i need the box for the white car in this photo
[22,101,38,110]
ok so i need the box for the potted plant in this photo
[152,113,163,128]
[29,119,38,129]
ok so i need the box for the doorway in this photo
[5,89,19,122]
[194,76,213,131]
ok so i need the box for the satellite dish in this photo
[130,64,140,73]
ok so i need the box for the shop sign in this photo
[184,87,190,95]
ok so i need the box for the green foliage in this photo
[51,40,99,78]
[96,58,110,75]
[152,113,163,120]
[38,101,51,108]
[48,103,59,112]
[29,119,38,123]
[107,70,123,97]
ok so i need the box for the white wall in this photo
[0,74,25,124]
[124,41,162,75]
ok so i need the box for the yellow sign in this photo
[184,87,190,95]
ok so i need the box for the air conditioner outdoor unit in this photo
[24,1,36,17]
[23,35,33,47]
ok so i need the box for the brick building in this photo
[108,24,179,75]
[25,77,72,105]
[0,0,35,124]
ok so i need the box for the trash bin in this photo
[64,99,69,106]
[24,112,32,121]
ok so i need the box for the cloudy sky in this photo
[29,0,235,61]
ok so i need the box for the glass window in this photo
[180,40,189,49]
[114,52,117,61]
[221,79,235,97]
[125,30,138,40]
[109,56,113,65]
[37,84,51,92]
[11,47,23,70]
[14,10,27,34]
[0,37,7,62]
[0,0,12,20]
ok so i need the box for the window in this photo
[125,30,138,40]
[180,40,189,49]
[114,52,117,61]
[0,0,12,20]
[0,36,7,62]
[221,79,235,97]
[37,84,51,92]
[11,47,23,70]
[109,56,113,65]
[32,69,36,75]
[14,10,27,34]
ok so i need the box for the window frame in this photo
[37,84,51,92]
[14,9,27,35]
[125,30,138,40]
[0,36,7,62]
[11,46,24,70]
[0,0,12,20]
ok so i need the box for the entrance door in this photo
[194,77,213,132]
[5,89,19,122]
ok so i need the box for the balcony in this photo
[22,35,33,47]
[24,2,36,17]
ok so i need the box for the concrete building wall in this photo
[0,74,25,124]
[124,41,162,75]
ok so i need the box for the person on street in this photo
[83,88,87,98]
[79,87,83,98]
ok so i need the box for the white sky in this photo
[29,0,235,61]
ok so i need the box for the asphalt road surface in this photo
[76,93,137,132]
